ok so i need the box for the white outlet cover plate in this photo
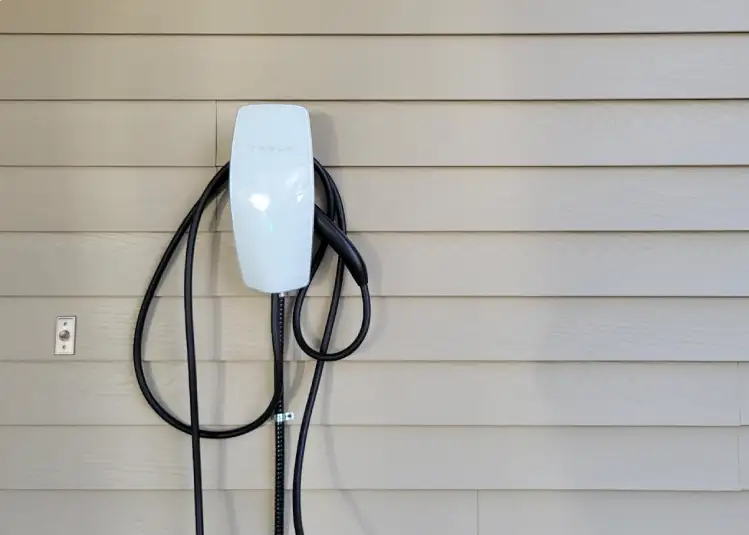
[55,316,76,355]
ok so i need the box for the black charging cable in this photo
[133,159,371,535]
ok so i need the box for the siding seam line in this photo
[214,100,219,166]
[475,489,480,535]
[738,362,743,490]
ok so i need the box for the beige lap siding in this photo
[0,0,747,533]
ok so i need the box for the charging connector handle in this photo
[314,206,368,287]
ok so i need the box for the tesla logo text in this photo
[246,145,294,152]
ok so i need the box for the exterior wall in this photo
[0,1,748,533]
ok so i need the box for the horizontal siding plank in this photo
[0,167,219,232]
[0,296,272,362]
[3,35,749,100]
[2,101,745,168]
[281,426,740,491]
[300,362,739,426]
[0,0,746,34]
[0,102,215,166]
[217,101,749,166]
[0,426,271,490]
[0,490,476,535]
[0,426,736,490]
[2,232,749,297]
[0,362,736,426]
[478,491,749,535]
[5,166,749,232]
[5,297,749,363]
[0,361,271,427]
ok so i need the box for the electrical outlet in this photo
[55,316,77,355]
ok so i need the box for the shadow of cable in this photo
[319,411,376,535]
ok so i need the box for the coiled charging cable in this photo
[133,159,371,535]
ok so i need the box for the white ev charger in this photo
[133,104,372,535]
